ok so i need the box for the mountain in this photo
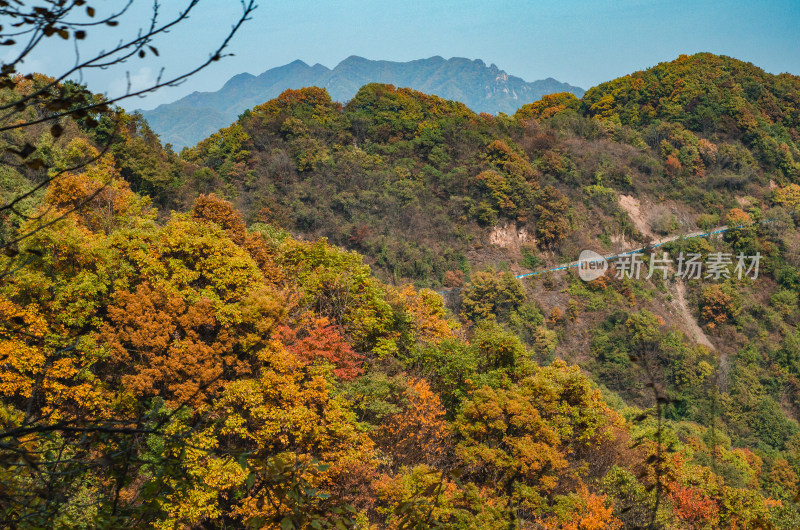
[140,56,584,148]
[581,52,800,178]
[7,53,800,527]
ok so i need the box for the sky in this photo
[11,0,800,111]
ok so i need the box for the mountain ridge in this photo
[140,55,585,148]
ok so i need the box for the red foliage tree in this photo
[275,316,363,380]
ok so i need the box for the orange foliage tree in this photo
[378,378,449,468]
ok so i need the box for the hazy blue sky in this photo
[14,0,800,110]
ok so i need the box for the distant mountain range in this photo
[140,56,585,148]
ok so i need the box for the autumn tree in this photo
[724,207,756,251]
[374,464,508,529]
[471,318,528,372]
[460,267,526,322]
[455,383,569,516]
[535,185,571,248]
[774,183,800,213]
[275,316,364,381]
[378,378,449,468]
[535,486,622,530]
[454,361,618,522]
[473,140,538,224]
[515,92,581,122]
[700,283,742,329]
[0,1,255,253]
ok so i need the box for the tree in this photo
[378,378,449,468]
[454,361,618,520]
[774,183,800,212]
[534,185,570,248]
[515,92,580,122]
[724,208,755,251]
[536,486,622,530]
[455,383,568,515]
[0,1,256,252]
[460,268,525,322]
[275,316,364,381]
[700,283,742,329]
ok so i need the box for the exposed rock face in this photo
[489,221,533,252]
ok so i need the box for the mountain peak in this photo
[141,56,585,148]
[339,55,369,66]
[221,72,256,90]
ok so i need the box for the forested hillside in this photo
[3,53,800,528]
[140,56,584,149]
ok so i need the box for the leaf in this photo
[57,29,69,40]
[50,123,63,138]
[148,45,159,56]
[138,50,145,58]
[75,30,86,40]
[280,518,295,530]
[87,6,95,17]
[106,20,118,27]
